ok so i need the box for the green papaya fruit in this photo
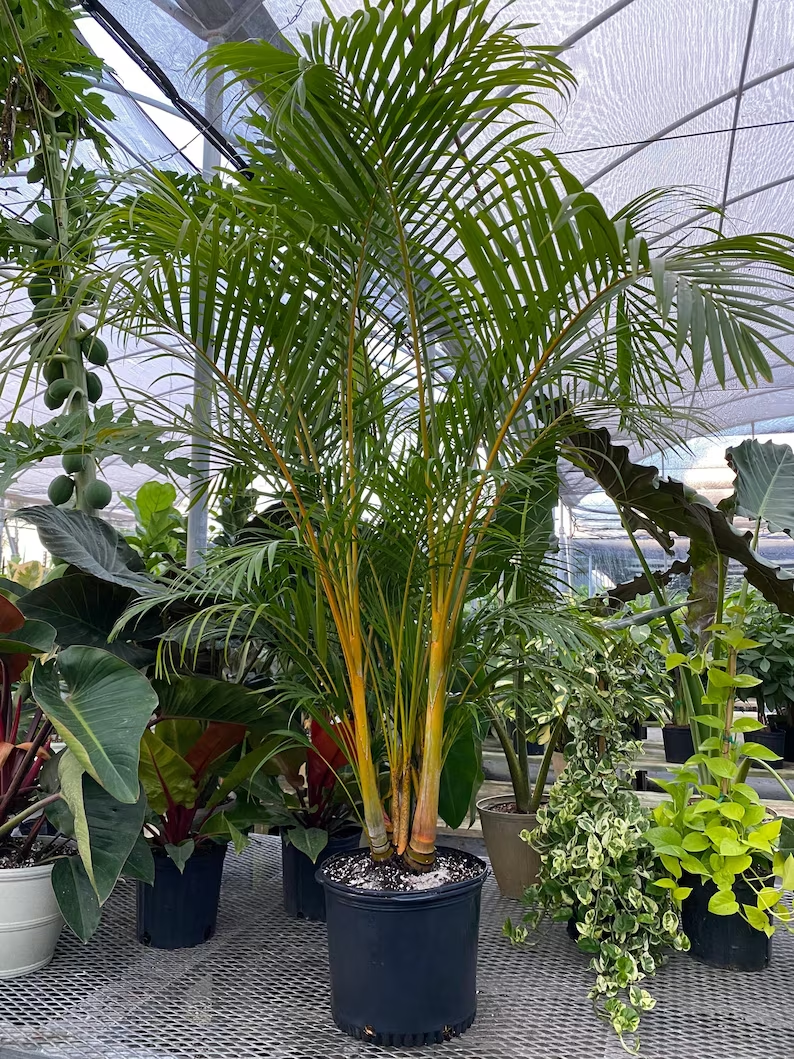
[62,452,88,474]
[80,334,108,366]
[43,359,64,384]
[46,377,73,408]
[85,371,102,403]
[84,480,111,510]
[28,276,53,304]
[32,214,57,240]
[48,475,75,506]
[65,192,85,218]
[31,296,56,323]
[66,280,95,306]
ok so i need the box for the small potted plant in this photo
[0,596,156,976]
[274,719,363,922]
[505,667,688,1052]
[135,675,292,949]
[737,595,794,761]
[478,660,569,899]
[647,614,794,968]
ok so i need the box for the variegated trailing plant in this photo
[504,637,688,1051]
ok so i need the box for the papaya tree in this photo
[0,0,189,510]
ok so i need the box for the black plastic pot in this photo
[629,720,648,741]
[319,848,487,1046]
[525,740,544,756]
[746,726,785,764]
[681,873,770,970]
[662,724,695,763]
[136,841,227,949]
[784,725,794,763]
[282,825,362,922]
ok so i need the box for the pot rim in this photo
[476,794,542,819]
[317,844,488,901]
[0,860,55,881]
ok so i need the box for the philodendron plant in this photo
[136,675,298,871]
[0,595,157,941]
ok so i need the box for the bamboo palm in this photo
[36,0,794,867]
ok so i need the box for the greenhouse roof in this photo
[3,0,794,512]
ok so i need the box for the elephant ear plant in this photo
[0,595,157,941]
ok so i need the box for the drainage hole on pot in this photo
[140,933,152,946]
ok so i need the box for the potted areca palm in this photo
[57,0,794,1043]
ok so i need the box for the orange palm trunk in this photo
[406,624,447,867]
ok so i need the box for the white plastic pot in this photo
[0,861,63,978]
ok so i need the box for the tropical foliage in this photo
[45,0,794,870]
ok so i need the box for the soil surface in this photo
[0,839,47,869]
[485,801,532,815]
[323,848,484,891]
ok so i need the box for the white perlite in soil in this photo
[324,848,483,892]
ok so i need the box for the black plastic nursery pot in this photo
[136,841,227,950]
[318,848,487,1046]
[662,724,695,763]
[784,724,794,763]
[525,739,544,756]
[681,873,770,971]
[281,825,362,922]
[745,726,785,764]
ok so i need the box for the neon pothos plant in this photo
[0,595,157,941]
[644,438,794,933]
[79,0,794,868]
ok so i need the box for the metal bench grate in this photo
[1,836,791,1059]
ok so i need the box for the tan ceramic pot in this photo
[477,795,540,900]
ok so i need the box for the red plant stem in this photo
[17,809,47,861]
[24,707,45,743]
[0,721,52,823]
[0,660,10,742]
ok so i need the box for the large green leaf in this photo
[565,425,794,614]
[50,856,101,943]
[439,721,483,830]
[19,573,160,665]
[122,834,156,884]
[31,645,158,803]
[16,506,155,593]
[151,675,282,728]
[49,759,147,902]
[729,439,794,534]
